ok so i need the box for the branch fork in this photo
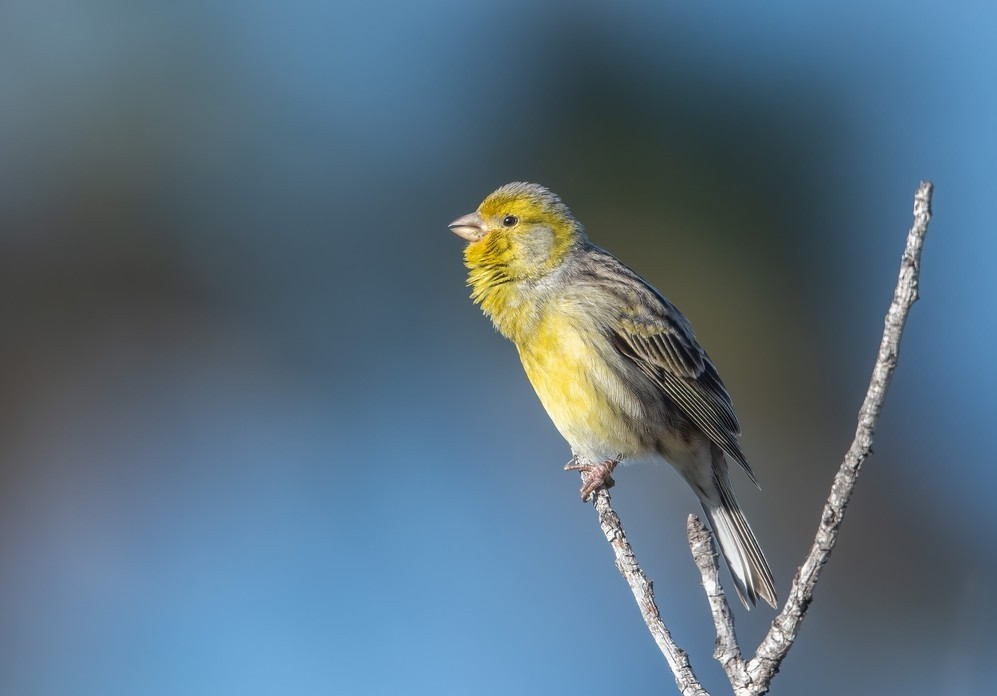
[581,182,934,695]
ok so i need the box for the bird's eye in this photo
[502,215,519,228]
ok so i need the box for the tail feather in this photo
[702,473,777,609]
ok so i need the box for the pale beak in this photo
[449,212,485,242]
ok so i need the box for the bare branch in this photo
[744,180,933,691]
[687,515,747,690]
[589,486,709,696]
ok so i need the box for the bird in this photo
[449,181,777,609]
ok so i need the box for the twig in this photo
[744,181,934,691]
[589,181,934,695]
[590,487,709,696]
[687,515,747,688]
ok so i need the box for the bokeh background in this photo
[2,1,995,694]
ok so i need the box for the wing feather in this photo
[581,248,757,484]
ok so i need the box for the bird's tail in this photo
[701,471,778,609]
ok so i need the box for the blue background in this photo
[1,1,995,694]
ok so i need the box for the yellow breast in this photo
[517,312,647,459]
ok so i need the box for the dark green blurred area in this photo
[1,2,995,695]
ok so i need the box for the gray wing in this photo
[582,249,757,484]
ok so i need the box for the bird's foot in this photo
[564,457,618,502]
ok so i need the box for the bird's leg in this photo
[564,457,618,502]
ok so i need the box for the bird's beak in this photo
[449,212,485,242]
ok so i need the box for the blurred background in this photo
[1,1,995,694]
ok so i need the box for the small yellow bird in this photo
[450,182,777,609]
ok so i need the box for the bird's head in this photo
[450,182,585,282]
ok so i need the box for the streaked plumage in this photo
[450,182,777,609]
